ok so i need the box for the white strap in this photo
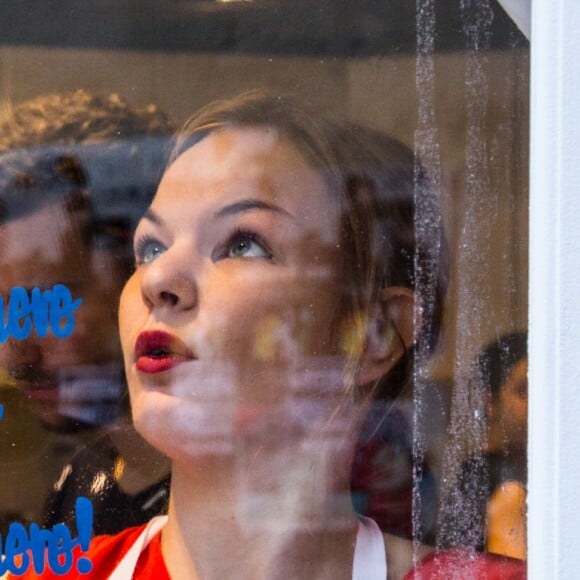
[108,515,168,580]
[107,514,384,580]
[352,516,387,580]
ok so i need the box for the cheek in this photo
[501,395,528,437]
[200,274,344,407]
[119,275,144,360]
[75,293,121,356]
[205,272,340,364]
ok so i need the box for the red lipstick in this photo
[134,330,194,374]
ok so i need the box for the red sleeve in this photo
[403,548,526,579]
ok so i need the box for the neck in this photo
[161,446,359,580]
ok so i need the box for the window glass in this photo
[0,1,528,576]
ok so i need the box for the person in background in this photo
[0,90,172,531]
[351,400,439,544]
[449,331,528,559]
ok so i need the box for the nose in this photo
[140,244,198,313]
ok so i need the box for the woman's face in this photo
[499,358,528,451]
[119,127,352,461]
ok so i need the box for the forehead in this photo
[0,201,87,284]
[153,127,338,242]
[0,202,75,260]
[171,126,309,173]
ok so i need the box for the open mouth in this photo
[10,364,52,383]
[147,348,172,358]
[9,365,58,399]
[134,330,195,374]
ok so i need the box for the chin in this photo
[131,389,236,461]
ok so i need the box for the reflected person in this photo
[0,90,172,529]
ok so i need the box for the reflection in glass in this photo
[0,2,529,576]
[0,91,173,532]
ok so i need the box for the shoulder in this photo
[403,547,526,579]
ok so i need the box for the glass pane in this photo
[0,1,528,576]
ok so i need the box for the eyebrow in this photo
[141,199,294,228]
[214,199,294,220]
[142,209,163,226]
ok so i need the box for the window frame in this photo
[528,0,580,577]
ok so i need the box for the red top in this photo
[11,524,170,580]
[12,523,526,579]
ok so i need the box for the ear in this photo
[357,287,418,387]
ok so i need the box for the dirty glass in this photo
[0,1,528,577]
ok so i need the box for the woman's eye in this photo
[227,234,270,259]
[136,237,167,264]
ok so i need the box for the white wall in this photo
[528,0,580,577]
